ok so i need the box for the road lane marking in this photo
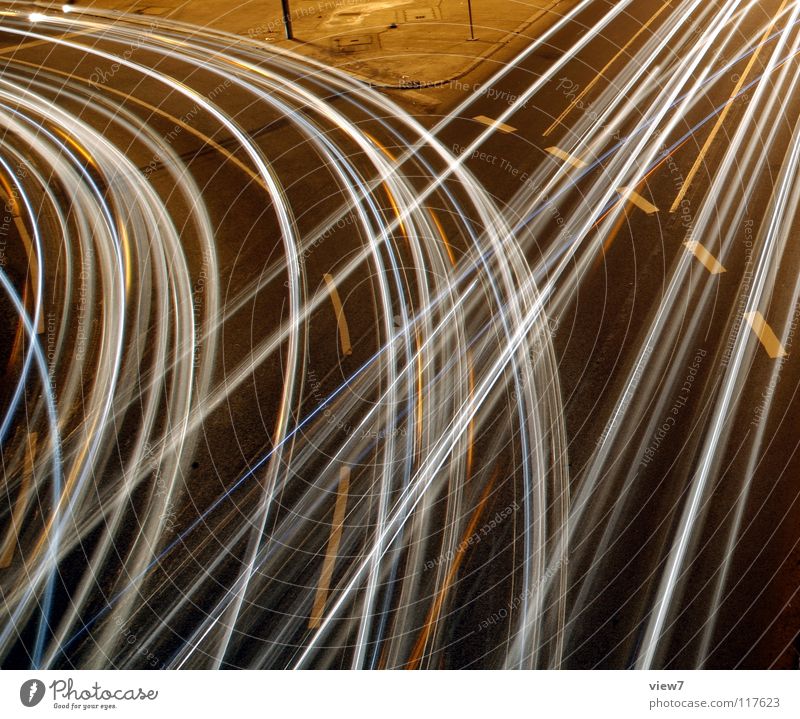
[466,351,475,480]
[54,127,99,169]
[683,241,726,274]
[543,0,674,137]
[472,115,517,134]
[744,311,788,359]
[617,186,659,214]
[309,466,351,629]
[415,331,424,445]
[670,0,790,213]
[323,273,353,357]
[593,202,631,268]
[428,209,456,266]
[12,216,43,334]
[0,184,44,333]
[0,432,37,569]
[363,131,397,162]
[545,146,587,168]
[383,183,409,242]
[405,473,496,669]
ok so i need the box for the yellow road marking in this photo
[383,183,409,242]
[473,115,517,134]
[356,133,413,246]
[744,311,788,359]
[543,0,674,137]
[0,185,44,333]
[405,473,496,669]
[670,0,790,213]
[416,331,424,446]
[546,146,587,168]
[149,33,188,47]
[54,127,97,168]
[466,351,475,480]
[309,466,351,629]
[323,273,353,356]
[363,131,398,162]
[13,218,43,333]
[595,201,630,267]
[683,241,726,274]
[428,208,456,266]
[0,432,37,569]
[617,186,659,214]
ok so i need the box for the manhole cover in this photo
[135,6,171,16]
[333,35,375,52]
[401,7,440,22]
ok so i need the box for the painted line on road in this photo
[0,184,44,333]
[466,351,475,480]
[383,182,409,242]
[683,241,726,274]
[323,273,353,356]
[12,217,43,334]
[363,130,397,162]
[545,146,587,168]
[415,331,424,446]
[744,311,788,359]
[309,466,351,629]
[670,0,790,213]
[594,202,631,266]
[473,115,517,134]
[428,208,457,266]
[405,472,496,669]
[0,432,37,569]
[617,186,659,214]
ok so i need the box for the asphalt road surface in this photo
[1,0,800,669]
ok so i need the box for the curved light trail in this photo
[1,0,799,670]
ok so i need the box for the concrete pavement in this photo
[75,0,575,90]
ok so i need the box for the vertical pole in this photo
[467,0,476,41]
[281,0,294,40]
